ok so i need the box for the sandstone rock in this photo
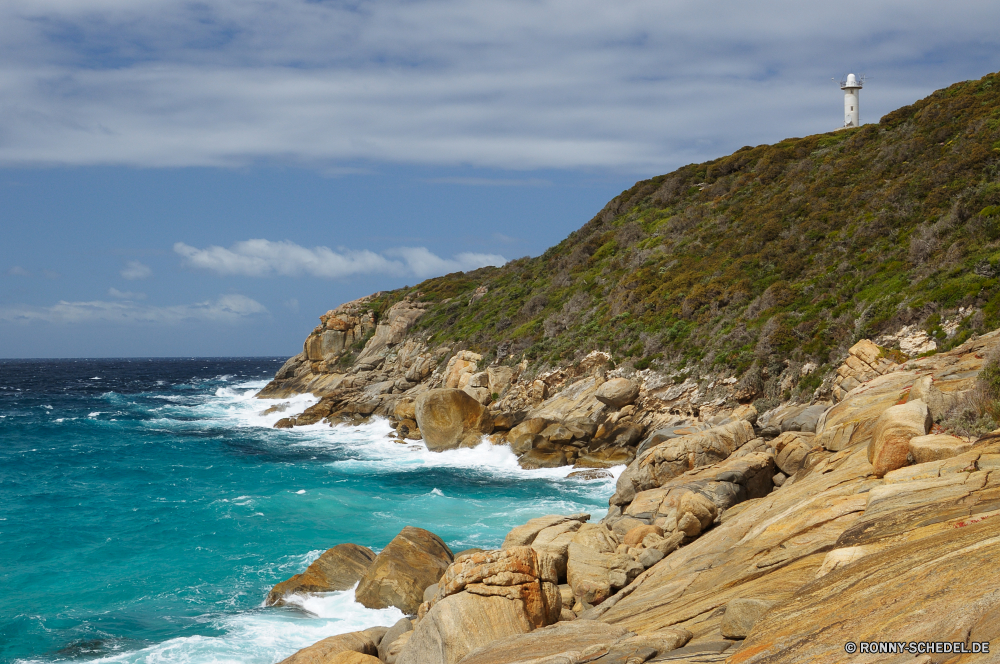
[491,411,525,431]
[517,449,568,469]
[574,448,635,469]
[378,618,414,663]
[382,632,412,664]
[867,399,932,477]
[908,433,972,464]
[397,547,561,664]
[487,366,514,397]
[277,629,381,664]
[634,421,711,457]
[356,526,454,614]
[266,543,376,605]
[637,547,664,569]
[733,444,1000,663]
[771,431,817,476]
[720,598,775,639]
[327,653,381,664]
[442,350,482,390]
[595,378,639,409]
[394,398,417,421]
[772,472,787,487]
[612,419,756,506]
[566,539,643,607]
[623,524,663,548]
[507,417,550,454]
[274,417,295,428]
[780,403,829,433]
[456,620,632,664]
[502,514,591,549]
[415,389,494,452]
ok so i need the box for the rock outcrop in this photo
[396,547,561,664]
[415,389,494,452]
[356,526,454,614]
[277,627,386,664]
[267,543,376,606]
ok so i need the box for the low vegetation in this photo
[366,71,1000,399]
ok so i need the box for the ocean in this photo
[0,358,618,664]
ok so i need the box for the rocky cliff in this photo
[256,69,1000,663]
[267,328,1000,663]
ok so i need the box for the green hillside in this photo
[357,71,1000,403]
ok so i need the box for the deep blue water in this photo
[0,358,616,663]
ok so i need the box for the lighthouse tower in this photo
[840,73,863,128]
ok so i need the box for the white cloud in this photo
[7,266,30,276]
[120,260,152,280]
[174,239,506,279]
[0,0,996,171]
[108,287,145,299]
[0,294,267,324]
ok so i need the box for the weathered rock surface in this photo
[612,419,757,507]
[595,378,640,409]
[378,618,414,663]
[415,389,494,452]
[266,543,375,606]
[908,433,973,464]
[733,442,1000,663]
[277,627,384,664]
[356,526,453,614]
[719,598,775,639]
[867,399,931,477]
[397,547,561,664]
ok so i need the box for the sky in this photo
[1,0,998,358]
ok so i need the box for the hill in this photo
[342,70,1000,407]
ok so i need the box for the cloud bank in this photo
[0,294,267,324]
[0,0,997,171]
[174,240,506,279]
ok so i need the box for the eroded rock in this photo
[356,526,453,614]
[266,543,375,606]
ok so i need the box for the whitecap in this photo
[295,490,306,495]
[80,588,403,664]
[430,488,444,496]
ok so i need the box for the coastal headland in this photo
[258,71,1000,663]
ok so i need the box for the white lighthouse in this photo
[840,73,864,128]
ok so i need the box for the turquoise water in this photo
[0,359,617,663]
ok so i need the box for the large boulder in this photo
[397,547,561,664]
[356,527,454,614]
[506,417,551,454]
[867,399,932,477]
[595,378,640,409]
[266,543,376,606]
[278,628,384,664]
[415,389,494,452]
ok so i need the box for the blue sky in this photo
[2,0,998,358]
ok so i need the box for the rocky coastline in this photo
[255,294,1000,663]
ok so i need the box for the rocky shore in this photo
[254,295,1000,663]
